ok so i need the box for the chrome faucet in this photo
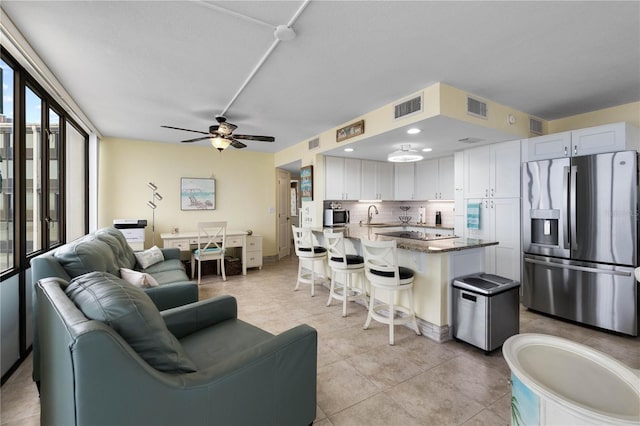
[367,204,379,224]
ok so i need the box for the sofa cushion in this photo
[120,268,159,288]
[142,258,186,274]
[134,246,165,269]
[95,228,137,269]
[53,235,120,278]
[65,271,197,374]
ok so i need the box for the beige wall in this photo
[548,101,640,133]
[99,138,278,255]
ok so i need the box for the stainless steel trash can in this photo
[452,273,520,353]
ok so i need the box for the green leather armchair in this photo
[36,277,317,426]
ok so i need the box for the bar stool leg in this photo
[342,272,348,317]
[327,269,335,306]
[389,300,395,345]
[364,287,374,330]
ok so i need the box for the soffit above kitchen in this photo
[1,1,638,156]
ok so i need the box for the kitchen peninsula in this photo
[315,224,498,342]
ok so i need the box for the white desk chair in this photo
[292,226,328,296]
[324,230,367,317]
[191,221,226,284]
[360,238,421,345]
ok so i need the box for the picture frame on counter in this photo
[336,120,365,142]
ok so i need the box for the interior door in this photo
[277,169,291,259]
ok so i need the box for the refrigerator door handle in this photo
[570,165,578,250]
[562,166,570,249]
[524,257,632,277]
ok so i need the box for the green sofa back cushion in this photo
[53,235,120,278]
[65,271,197,374]
[95,227,137,269]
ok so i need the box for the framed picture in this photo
[300,166,313,201]
[181,178,215,210]
[336,119,365,142]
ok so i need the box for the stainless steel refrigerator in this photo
[522,150,638,336]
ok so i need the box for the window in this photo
[25,86,42,255]
[0,59,14,272]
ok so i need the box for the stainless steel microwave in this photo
[324,209,350,226]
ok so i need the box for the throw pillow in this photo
[65,271,197,374]
[120,268,159,288]
[134,245,164,269]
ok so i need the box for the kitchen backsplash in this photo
[324,200,455,228]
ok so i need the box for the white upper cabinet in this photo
[415,156,454,200]
[324,156,361,200]
[415,159,439,200]
[525,122,639,162]
[361,160,394,200]
[394,163,415,200]
[570,122,638,156]
[526,132,571,161]
[464,140,521,199]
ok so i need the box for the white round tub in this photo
[502,333,640,425]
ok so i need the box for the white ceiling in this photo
[2,1,639,163]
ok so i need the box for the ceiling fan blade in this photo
[161,125,209,135]
[233,134,275,142]
[230,139,247,149]
[180,135,212,143]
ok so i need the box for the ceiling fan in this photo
[162,115,275,151]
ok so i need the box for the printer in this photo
[113,219,147,251]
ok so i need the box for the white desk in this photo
[161,230,249,275]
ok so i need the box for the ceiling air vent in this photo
[458,137,484,144]
[394,93,423,120]
[308,137,320,150]
[529,117,543,135]
[466,96,488,119]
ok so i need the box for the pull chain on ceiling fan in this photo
[162,0,311,151]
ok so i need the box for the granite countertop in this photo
[316,224,498,254]
[355,222,455,230]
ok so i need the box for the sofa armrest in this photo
[161,295,238,338]
[144,282,198,311]
[160,248,181,260]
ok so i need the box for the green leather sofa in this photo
[36,275,317,426]
[30,226,198,384]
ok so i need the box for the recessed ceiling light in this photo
[344,148,354,152]
[407,128,421,134]
[422,148,432,152]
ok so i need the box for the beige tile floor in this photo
[2,255,639,425]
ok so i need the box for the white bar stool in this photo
[360,237,421,345]
[292,226,328,296]
[323,230,368,317]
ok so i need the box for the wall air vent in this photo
[529,117,544,135]
[394,93,423,120]
[466,96,488,119]
[308,137,320,150]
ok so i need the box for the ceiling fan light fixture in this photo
[388,144,423,163]
[211,136,230,152]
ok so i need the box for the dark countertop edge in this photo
[315,225,498,254]
[327,223,455,230]
[393,239,499,254]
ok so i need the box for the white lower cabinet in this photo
[464,197,520,282]
[245,236,263,269]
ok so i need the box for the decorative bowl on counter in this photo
[399,215,411,223]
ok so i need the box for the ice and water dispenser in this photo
[529,209,560,247]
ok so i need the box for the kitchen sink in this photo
[376,230,458,241]
[359,222,398,228]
